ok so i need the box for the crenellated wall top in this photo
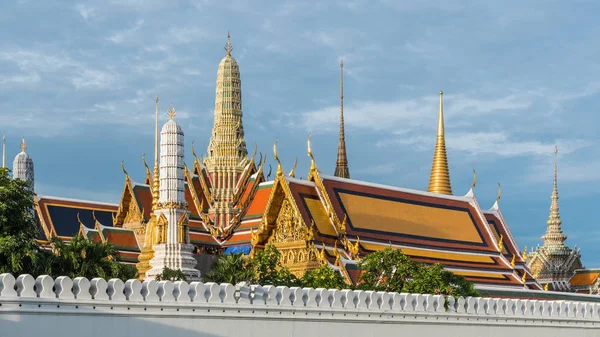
[1,273,600,323]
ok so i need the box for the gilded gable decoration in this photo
[306,135,346,236]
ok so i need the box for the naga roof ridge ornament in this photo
[289,157,298,178]
[273,140,283,177]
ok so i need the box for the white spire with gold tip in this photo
[12,138,34,190]
[147,104,200,281]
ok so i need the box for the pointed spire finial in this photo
[225,31,233,56]
[20,138,27,152]
[542,144,567,249]
[2,135,5,168]
[168,104,176,119]
[427,91,452,195]
[152,95,160,212]
[334,59,350,179]
[471,169,477,189]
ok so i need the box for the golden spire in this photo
[225,31,233,56]
[2,135,5,168]
[334,59,350,179]
[427,91,452,195]
[541,145,567,250]
[20,138,27,152]
[152,94,160,212]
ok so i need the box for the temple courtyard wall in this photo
[1,274,600,337]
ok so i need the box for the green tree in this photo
[0,167,43,276]
[357,247,479,297]
[250,244,298,286]
[300,263,348,289]
[0,167,36,238]
[155,267,187,282]
[47,236,137,281]
[204,253,254,284]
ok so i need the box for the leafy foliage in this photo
[0,167,138,281]
[0,234,45,276]
[0,167,37,239]
[204,253,253,284]
[205,245,298,286]
[300,263,348,289]
[47,236,137,281]
[155,267,187,282]
[250,244,298,286]
[357,247,479,297]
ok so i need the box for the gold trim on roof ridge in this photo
[307,135,346,236]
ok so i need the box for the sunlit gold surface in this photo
[338,192,482,243]
[427,91,452,195]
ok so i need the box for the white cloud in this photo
[72,69,119,89]
[75,4,96,20]
[168,26,209,44]
[295,92,536,133]
[0,73,41,86]
[107,19,144,44]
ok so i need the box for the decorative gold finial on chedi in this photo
[168,104,176,119]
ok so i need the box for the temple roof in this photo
[35,195,118,240]
[570,269,600,287]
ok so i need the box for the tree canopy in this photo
[0,167,137,281]
[357,247,479,297]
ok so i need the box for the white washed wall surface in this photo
[1,274,600,337]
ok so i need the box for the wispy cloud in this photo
[75,4,96,20]
[295,92,537,133]
[107,19,144,44]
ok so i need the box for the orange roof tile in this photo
[243,183,272,219]
[571,271,600,286]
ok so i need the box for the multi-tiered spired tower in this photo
[527,146,582,291]
[147,106,200,281]
[204,33,249,230]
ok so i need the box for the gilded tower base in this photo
[146,243,201,281]
[136,246,154,280]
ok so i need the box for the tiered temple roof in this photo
[24,34,550,291]
[34,195,139,263]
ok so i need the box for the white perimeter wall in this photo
[1,274,600,337]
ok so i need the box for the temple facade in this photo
[25,33,600,293]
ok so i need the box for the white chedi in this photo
[146,105,201,281]
[12,138,34,190]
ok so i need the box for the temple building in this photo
[526,147,586,292]
[17,33,557,291]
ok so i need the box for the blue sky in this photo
[1,0,600,265]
